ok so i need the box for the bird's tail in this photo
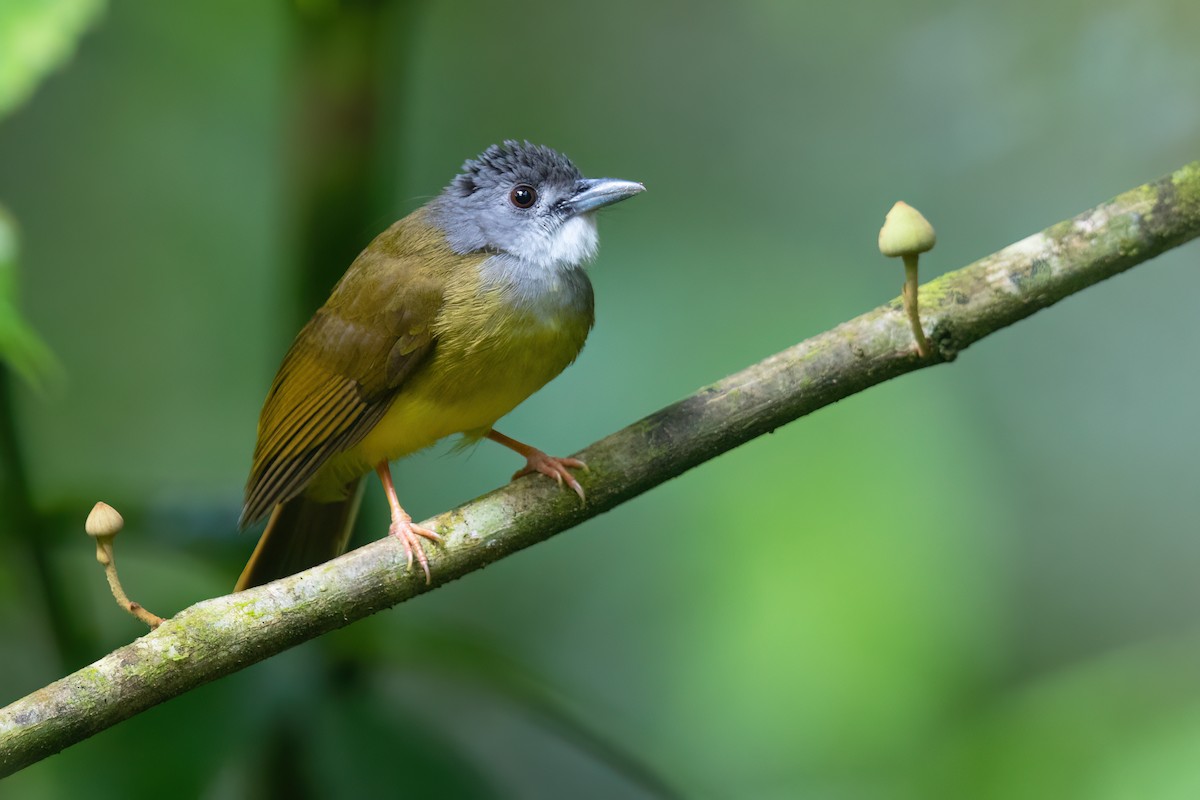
[234,478,364,591]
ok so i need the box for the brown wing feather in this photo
[240,216,448,527]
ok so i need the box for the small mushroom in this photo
[85,501,163,629]
[879,201,936,357]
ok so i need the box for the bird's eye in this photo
[509,184,537,209]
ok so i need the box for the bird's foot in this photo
[513,451,588,502]
[388,513,442,585]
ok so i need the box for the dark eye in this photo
[509,184,537,209]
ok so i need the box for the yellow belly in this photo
[309,302,591,497]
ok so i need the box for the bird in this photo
[234,141,644,591]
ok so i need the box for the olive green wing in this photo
[240,240,446,527]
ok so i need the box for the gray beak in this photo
[564,178,645,216]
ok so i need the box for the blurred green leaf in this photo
[0,0,104,120]
[309,683,502,799]
[354,625,684,799]
[0,207,58,388]
[924,638,1200,800]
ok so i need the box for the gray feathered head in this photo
[430,141,644,270]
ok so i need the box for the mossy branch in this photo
[3,162,1199,777]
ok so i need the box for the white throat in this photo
[512,214,599,273]
[480,215,598,319]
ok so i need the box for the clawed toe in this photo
[486,431,588,503]
[514,453,588,502]
[388,519,442,585]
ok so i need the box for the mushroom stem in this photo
[901,254,930,357]
[94,538,164,629]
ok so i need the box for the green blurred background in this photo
[2,0,1199,797]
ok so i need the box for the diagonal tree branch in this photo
[2,162,1199,777]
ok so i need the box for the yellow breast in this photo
[313,259,594,492]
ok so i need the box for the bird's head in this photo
[430,140,644,271]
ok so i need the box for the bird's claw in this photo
[513,453,588,502]
[388,516,442,585]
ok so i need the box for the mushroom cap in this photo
[878,201,936,257]
[86,501,124,538]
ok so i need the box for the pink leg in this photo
[486,429,588,502]
[375,461,442,585]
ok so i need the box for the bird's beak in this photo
[564,178,645,217]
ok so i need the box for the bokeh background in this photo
[2,1,1199,797]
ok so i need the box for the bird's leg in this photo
[375,461,442,585]
[486,429,588,502]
